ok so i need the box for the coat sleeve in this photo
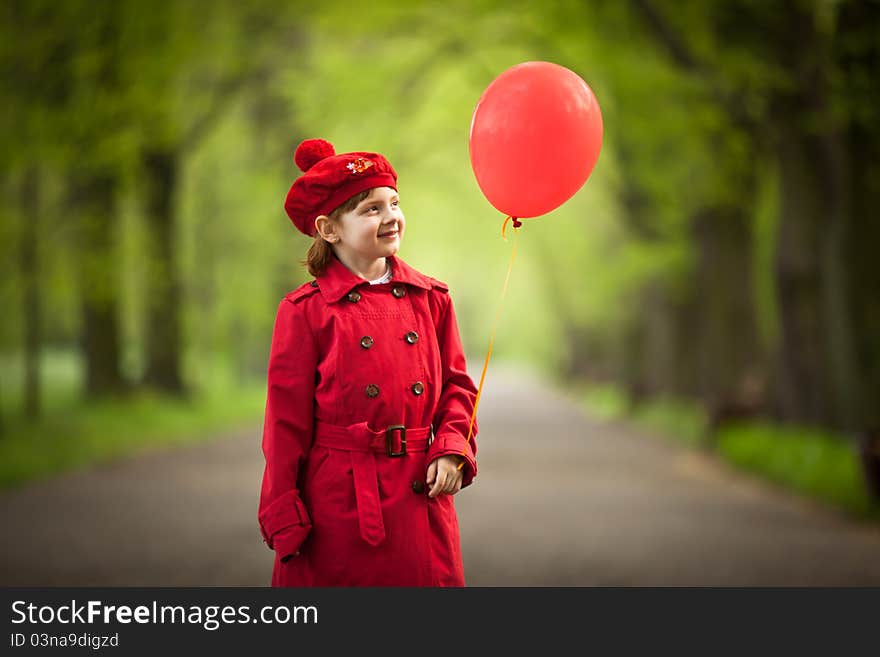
[427,290,479,487]
[258,296,317,561]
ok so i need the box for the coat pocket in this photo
[303,446,357,518]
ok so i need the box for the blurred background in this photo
[1,0,879,585]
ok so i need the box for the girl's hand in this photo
[426,455,464,498]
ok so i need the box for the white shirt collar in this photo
[367,260,393,285]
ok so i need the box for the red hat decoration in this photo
[284,139,398,237]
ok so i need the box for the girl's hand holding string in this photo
[426,455,465,498]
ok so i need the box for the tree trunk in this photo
[689,204,768,444]
[768,3,860,430]
[847,130,880,431]
[20,166,42,418]
[142,147,185,395]
[70,171,126,397]
[695,207,759,402]
[772,123,832,425]
[838,0,880,431]
[771,124,859,430]
[818,128,859,430]
[620,282,672,409]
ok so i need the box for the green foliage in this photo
[0,350,265,489]
[631,397,708,447]
[578,381,707,443]
[578,380,878,520]
[717,422,878,519]
[0,0,757,378]
[3,0,877,500]
[578,383,630,421]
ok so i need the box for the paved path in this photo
[2,363,879,586]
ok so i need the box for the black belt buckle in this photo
[385,425,407,457]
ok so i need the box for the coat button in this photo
[360,336,374,349]
[391,286,406,298]
[347,291,362,303]
[405,331,419,345]
[412,480,425,494]
[411,381,424,396]
[310,280,318,288]
[365,384,380,398]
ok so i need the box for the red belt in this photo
[313,421,432,547]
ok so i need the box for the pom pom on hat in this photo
[294,138,335,172]
[284,139,398,237]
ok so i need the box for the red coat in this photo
[258,254,479,586]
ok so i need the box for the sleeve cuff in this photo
[272,524,312,562]
[258,490,312,553]
[428,432,477,488]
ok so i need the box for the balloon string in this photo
[458,217,519,471]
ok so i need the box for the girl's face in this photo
[333,186,405,263]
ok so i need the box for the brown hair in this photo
[302,189,373,277]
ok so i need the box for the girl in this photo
[258,139,479,586]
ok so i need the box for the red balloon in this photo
[469,61,603,219]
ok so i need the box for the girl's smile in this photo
[321,186,405,280]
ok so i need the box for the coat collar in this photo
[316,254,434,304]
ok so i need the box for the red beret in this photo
[284,139,398,237]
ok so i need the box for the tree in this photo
[121,0,305,394]
[629,0,879,431]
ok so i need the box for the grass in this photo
[716,422,878,519]
[579,383,630,421]
[579,382,707,446]
[576,381,879,521]
[4,352,877,522]
[630,397,706,447]
[0,351,267,489]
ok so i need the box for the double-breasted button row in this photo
[364,382,423,398]
[412,480,425,494]
[347,287,408,301]
[345,286,406,302]
[357,333,417,349]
